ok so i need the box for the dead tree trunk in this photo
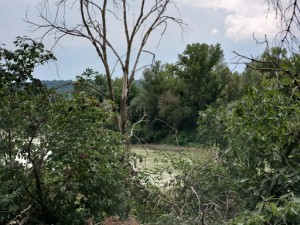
[27,0,187,134]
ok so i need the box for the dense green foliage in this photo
[0,38,133,224]
[197,48,300,224]
[129,43,239,144]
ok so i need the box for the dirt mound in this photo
[102,216,139,225]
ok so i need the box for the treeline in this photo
[41,43,282,147]
[71,43,266,145]
[42,80,74,93]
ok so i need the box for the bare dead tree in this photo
[26,0,187,134]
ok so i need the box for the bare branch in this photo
[7,205,33,225]
[75,80,111,99]
[152,117,179,147]
[191,186,202,222]
[128,113,147,138]
[266,0,300,49]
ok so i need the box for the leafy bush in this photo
[0,38,133,224]
[197,48,300,224]
[228,195,300,225]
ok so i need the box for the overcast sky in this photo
[0,0,280,80]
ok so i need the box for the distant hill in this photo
[41,79,143,95]
[42,80,74,94]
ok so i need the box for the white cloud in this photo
[177,0,279,41]
[178,0,263,16]
[211,28,219,35]
[224,14,277,41]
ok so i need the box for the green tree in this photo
[74,69,111,102]
[130,62,182,142]
[139,61,172,119]
[159,43,231,132]
[0,37,57,223]
[174,43,230,130]
[133,44,232,143]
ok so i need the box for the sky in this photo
[0,0,281,80]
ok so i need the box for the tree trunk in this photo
[120,71,128,135]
